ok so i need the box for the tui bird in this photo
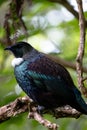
[5,41,87,114]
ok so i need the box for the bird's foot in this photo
[37,105,49,115]
[27,102,48,118]
[37,105,45,114]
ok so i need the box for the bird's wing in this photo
[26,54,75,96]
[27,54,74,86]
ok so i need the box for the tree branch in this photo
[76,0,87,97]
[48,55,87,73]
[0,96,82,130]
[48,0,87,28]
[0,96,29,123]
[3,0,28,45]
[49,0,79,19]
[28,104,58,130]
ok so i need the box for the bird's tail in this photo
[72,87,87,115]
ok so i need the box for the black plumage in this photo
[5,41,87,114]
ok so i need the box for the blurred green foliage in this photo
[0,0,87,130]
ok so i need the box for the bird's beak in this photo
[4,46,11,51]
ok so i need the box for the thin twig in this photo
[28,105,58,130]
[76,0,87,97]
[82,77,87,82]
[49,0,79,19]
[4,13,12,45]
[49,0,87,28]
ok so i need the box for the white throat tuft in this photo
[11,58,24,67]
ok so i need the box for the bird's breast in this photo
[14,61,31,94]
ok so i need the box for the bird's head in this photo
[4,41,33,58]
